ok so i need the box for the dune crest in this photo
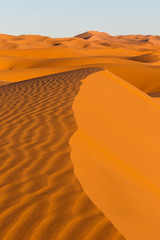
[0,68,125,240]
[70,70,160,240]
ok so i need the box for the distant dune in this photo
[0,31,160,50]
[0,31,160,240]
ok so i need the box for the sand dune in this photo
[70,70,160,240]
[0,68,125,240]
[1,52,160,91]
[127,53,160,63]
[0,32,160,88]
[1,31,160,50]
[1,31,160,239]
[75,31,160,50]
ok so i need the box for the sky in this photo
[0,0,160,38]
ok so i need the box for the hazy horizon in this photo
[1,30,160,38]
[0,0,160,38]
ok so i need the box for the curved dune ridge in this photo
[70,70,160,240]
[0,68,125,240]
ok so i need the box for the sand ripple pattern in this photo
[0,68,124,240]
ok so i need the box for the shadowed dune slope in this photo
[70,70,160,240]
[127,53,160,63]
[0,68,125,240]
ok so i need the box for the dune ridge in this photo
[70,70,160,240]
[0,33,160,92]
[0,68,125,240]
[0,31,160,50]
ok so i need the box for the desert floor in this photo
[0,31,160,240]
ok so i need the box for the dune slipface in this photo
[70,70,160,240]
[0,68,125,240]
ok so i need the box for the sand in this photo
[0,31,160,240]
[0,68,124,240]
[70,70,160,240]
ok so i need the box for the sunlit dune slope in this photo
[0,68,124,240]
[70,70,160,240]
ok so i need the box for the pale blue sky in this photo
[0,0,159,37]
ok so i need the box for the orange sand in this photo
[70,70,160,240]
[0,31,160,240]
